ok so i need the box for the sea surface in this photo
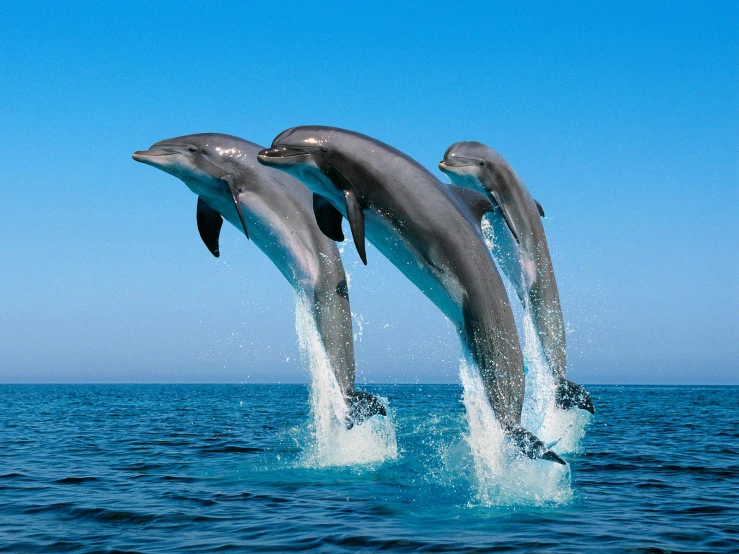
[0,384,736,553]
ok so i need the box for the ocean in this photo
[0,384,736,552]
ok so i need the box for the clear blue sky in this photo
[0,2,736,384]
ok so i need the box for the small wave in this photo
[199,445,263,454]
[54,476,100,484]
[160,475,199,482]
[67,506,158,524]
[113,462,184,472]
[165,494,218,506]
[0,472,27,479]
[24,502,157,524]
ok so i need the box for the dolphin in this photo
[439,141,594,414]
[132,133,386,427]
[258,126,565,464]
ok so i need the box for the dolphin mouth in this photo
[132,149,176,163]
[439,157,478,170]
[257,146,311,163]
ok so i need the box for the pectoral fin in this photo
[535,199,545,217]
[313,194,345,242]
[196,197,224,257]
[491,192,521,245]
[344,189,367,265]
[448,184,495,223]
[222,175,249,240]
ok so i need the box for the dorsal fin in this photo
[196,197,224,257]
[535,199,545,217]
[448,184,495,223]
[313,194,344,242]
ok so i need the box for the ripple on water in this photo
[0,384,737,553]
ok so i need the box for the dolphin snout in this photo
[257,146,309,167]
[132,148,176,165]
[439,157,474,169]
[256,147,281,160]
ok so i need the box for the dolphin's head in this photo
[133,133,252,238]
[438,141,508,196]
[257,127,336,191]
[257,126,353,203]
[258,126,369,264]
[132,134,243,198]
[440,141,534,246]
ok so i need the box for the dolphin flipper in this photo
[313,194,345,242]
[493,198,521,245]
[556,379,595,413]
[448,184,495,223]
[343,189,367,265]
[344,390,387,429]
[509,426,566,465]
[196,197,224,257]
[222,175,249,240]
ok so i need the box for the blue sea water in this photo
[0,384,736,553]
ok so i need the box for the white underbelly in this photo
[213,195,319,291]
[364,211,463,324]
[481,212,536,303]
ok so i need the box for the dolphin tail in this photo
[344,390,387,429]
[508,427,566,465]
[555,379,595,414]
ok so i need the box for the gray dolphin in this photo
[132,133,386,427]
[258,126,565,464]
[439,141,593,414]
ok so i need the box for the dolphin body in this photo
[132,133,386,427]
[258,126,565,464]
[439,141,593,414]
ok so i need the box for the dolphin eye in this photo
[188,146,197,153]
[478,161,485,167]
[319,147,328,153]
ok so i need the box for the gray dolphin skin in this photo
[132,133,386,427]
[258,126,565,464]
[439,141,593,414]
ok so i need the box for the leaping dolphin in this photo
[439,141,593,414]
[132,133,386,427]
[258,126,565,464]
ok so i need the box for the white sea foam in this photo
[459,355,572,506]
[481,217,590,455]
[519,309,591,455]
[293,294,397,468]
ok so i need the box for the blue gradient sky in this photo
[0,2,736,384]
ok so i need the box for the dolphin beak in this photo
[132,149,174,165]
[439,157,474,170]
[257,146,310,166]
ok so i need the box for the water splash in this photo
[293,294,397,468]
[481,215,590,455]
[520,309,591,455]
[459,355,572,506]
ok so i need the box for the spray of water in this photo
[481,216,590,456]
[519,310,591,455]
[293,294,397,468]
[459,354,572,506]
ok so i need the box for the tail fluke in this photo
[556,379,595,414]
[508,427,566,465]
[344,390,387,429]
